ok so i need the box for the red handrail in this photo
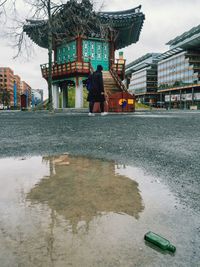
[112,60,126,80]
[40,61,91,79]
[110,67,127,92]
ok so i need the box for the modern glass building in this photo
[125,24,200,109]
[157,25,200,109]
[125,53,161,105]
[158,51,197,88]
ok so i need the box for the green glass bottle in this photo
[144,231,176,253]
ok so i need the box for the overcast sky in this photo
[0,0,200,99]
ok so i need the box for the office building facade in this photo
[126,24,200,109]
[157,25,200,109]
[126,53,161,105]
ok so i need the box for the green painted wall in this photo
[56,41,77,63]
[82,39,109,71]
[56,39,110,71]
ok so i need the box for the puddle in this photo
[0,155,199,267]
[28,155,144,231]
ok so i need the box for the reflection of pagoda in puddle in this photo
[28,154,144,232]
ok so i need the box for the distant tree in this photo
[4,90,10,106]
[0,87,2,104]
[0,87,10,106]
[0,0,8,17]
[0,0,16,16]
[173,81,181,87]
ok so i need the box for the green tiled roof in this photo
[23,1,145,50]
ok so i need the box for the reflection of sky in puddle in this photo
[0,155,199,267]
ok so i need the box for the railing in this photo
[40,61,91,79]
[111,59,126,80]
[110,67,127,92]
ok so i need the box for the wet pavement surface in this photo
[0,110,200,266]
[0,154,199,267]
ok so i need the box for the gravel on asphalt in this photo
[0,110,200,213]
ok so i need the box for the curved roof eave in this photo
[98,5,142,16]
[98,10,145,49]
[23,4,145,50]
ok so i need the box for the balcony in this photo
[40,61,91,80]
[40,60,126,81]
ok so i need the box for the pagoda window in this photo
[82,39,109,70]
[56,40,77,63]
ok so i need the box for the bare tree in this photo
[12,0,64,111]
[0,0,8,7]
[0,0,8,16]
[0,0,15,17]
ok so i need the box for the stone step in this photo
[102,70,122,95]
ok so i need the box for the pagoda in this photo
[24,0,145,111]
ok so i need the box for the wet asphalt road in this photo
[0,110,200,213]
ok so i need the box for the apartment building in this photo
[0,67,32,108]
[0,68,15,107]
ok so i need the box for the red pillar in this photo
[77,36,82,62]
[109,40,115,69]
